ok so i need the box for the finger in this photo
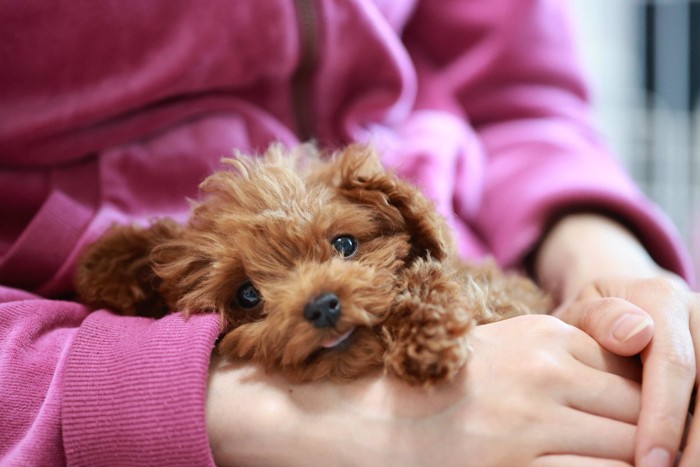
[562,323,642,382]
[533,456,632,467]
[538,408,636,461]
[679,412,692,454]
[556,294,654,357]
[635,307,696,467]
[678,309,700,466]
[563,363,641,424]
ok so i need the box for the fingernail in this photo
[611,314,652,343]
[640,447,672,467]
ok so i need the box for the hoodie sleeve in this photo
[405,0,693,282]
[0,286,221,466]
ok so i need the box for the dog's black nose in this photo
[304,293,341,328]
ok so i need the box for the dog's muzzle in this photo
[304,292,341,328]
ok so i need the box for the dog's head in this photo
[153,144,453,381]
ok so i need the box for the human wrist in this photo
[534,213,665,303]
[206,353,379,466]
[206,353,304,466]
[205,353,453,466]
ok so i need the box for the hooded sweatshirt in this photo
[0,1,692,465]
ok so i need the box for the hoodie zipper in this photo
[292,0,319,141]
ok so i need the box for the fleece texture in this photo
[0,1,692,464]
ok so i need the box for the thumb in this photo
[554,297,654,356]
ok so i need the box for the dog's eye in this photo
[236,281,262,309]
[332,235,358,258]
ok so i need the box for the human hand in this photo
[207,314,641,466]
[555,275,698,467]
[532,213,700,466]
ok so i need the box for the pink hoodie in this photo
[0,1,692,464]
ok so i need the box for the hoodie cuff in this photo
[63,310,221,466]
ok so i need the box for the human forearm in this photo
[206,316,642,466]
[207,352,422,467]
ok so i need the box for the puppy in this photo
[75,144,551,385]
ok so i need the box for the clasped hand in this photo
[558,274,699,467]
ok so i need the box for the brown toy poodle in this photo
[75,144,551,386]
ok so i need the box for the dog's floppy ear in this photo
[150,218,230,319]
[333,145,452,262]
[150,171,254,320]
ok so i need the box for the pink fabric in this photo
[0,0,693,464]
[0,288,220,465]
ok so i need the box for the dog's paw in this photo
[383,263,476,385]
[75,221,179,317]
[383,300,473,386]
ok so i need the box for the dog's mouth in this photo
[320,327,356,350]
[304,326,357,364]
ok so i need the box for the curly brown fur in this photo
[75,143,552,385]
[75,219,182,318]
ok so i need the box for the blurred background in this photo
[570,0,700,276]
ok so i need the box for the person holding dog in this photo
[1,1,698,466]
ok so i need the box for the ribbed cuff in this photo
[63,311,221,466]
